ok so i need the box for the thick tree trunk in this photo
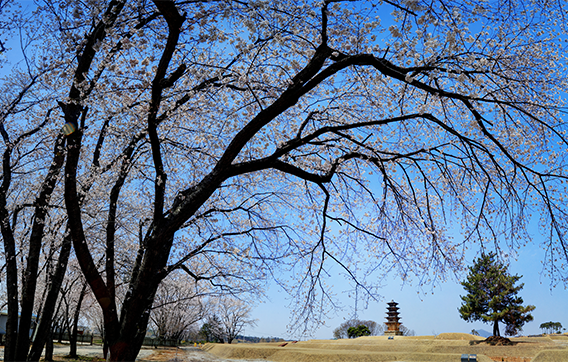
[103,336,108,361]
[108,250,167,361]
[0,148,18,362]
[1,228,18,362]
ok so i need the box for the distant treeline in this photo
[234,335,286,343]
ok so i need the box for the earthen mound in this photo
[483,336,516,346]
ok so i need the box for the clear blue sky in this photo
[246,236,568,340]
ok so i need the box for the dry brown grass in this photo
[45,347,182,362]
[203,334,568,362]
[436,333,485,341]
[137,347,184,361]
[531,349,568,362]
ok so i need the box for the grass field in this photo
[203,333,568,362]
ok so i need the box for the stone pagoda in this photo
[384,300,403,336]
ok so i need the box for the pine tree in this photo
[458,252,535,337]
[347,325,371,338]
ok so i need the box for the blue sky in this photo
[246,235,568,340]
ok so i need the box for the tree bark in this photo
[0,138,18,362]
[44,324,54,362]
[1,222,18,362]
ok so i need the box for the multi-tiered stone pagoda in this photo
[384,300,403,336]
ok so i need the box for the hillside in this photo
[203,334,568,362]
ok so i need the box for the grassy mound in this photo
[203,334,566,362]
[202,343,280,360]
[532,349,568,362]
[435,333,484,341]
[204,343,494,362]
[549,334,568,340]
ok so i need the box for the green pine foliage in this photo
[539,321,563,334]
[347,325,372,338]
[458,252,535,337]
[333,319,383,339]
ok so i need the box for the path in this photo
[156,347,269,362]
[0,345,270,362]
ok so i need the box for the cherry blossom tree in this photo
[212,296,257,344]
[149,271,204,342]
[1,0,568,360]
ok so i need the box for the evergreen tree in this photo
[347,325,371,338]
[333,319,382,339]
[458,252,535,337]
[539,321,563,334]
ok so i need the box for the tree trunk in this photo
[15,133,67,362]
[108,273,162,361]
[493,320,500,337]
[15,224,45,361]
[103,334,108,361]
[45,324,54,362]
[0,160,19,362]
[1,227,18,362]
[28,231,73,361]
[69,281,88,358]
